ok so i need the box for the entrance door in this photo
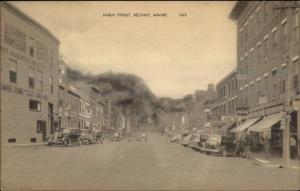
[37,120,47,142]
[48,103,54,134]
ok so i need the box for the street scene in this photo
[2,133,300,190]
[1,1,300,191]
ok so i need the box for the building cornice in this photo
[229,1,249,20]
[1,2,60,44]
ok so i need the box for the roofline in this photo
[216,69,237,88]
[2,1,60,44]
[229,1,249,20]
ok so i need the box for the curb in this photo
[5,143,47,148]
[253,157,300,170]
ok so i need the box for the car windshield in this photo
[62,129,71,134]
[206,136,221,145]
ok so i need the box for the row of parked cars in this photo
[47,128,104,147]
[170,132,237,157]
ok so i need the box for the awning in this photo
[248,113,282,132]
[220,121,236,131]
[231,117,261,133]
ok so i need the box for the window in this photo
[28,67,35,89]
[295,10,299,41]
[50,50,54,67]
[29,37,34,57]
[36,71,43,91]
[29,100,41,111]
[282,21,288,40]
[294,75,299,92]
[8,138,16,143]
[30,138,37,143]
[257,9,260,27]
[281,80,286,94]
[49,76,54,94]
[264,76,268,91]
[9,59,17,83]
[273,30,278,46]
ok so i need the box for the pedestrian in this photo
[290,136,297,158]
[263,133,271,160]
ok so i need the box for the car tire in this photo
[48,142,52,146]
[63,139,69,147]
[220,146,227,157]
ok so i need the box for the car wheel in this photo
[63,139,69,147]
[48,142,52,146]
[220,146,227,157]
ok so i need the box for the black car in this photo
[202,134,235,157]
[47,128,82,147]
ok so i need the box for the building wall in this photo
[0,2,59,144]
[235,1,300,110]
[214,70,238,120]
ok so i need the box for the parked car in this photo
[171,134,182,143]
[111,132,122,141]
[94,130,104,144]
[80,129,96,144]
[202,134,235,157]
[47,128,82,147]
[181,134,193,147]
[197,134,210,152]
[188,133,201,150]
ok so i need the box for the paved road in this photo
[2,133,300,190]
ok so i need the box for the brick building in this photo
[230,1,300,156]
[0,2,60,144]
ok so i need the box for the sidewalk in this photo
[249,151,300,170]
[4,143,47,148]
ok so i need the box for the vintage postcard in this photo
[1,1,300,190]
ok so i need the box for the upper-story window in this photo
[282,20,288,40]
[9,59,17,83]
[29,37,35,57]
[36,70,43,92]
[295,9,299,41]
[50,50,54,67]
[49,76,54,94]
[256,8,261,28]
[28,67,35,89]
[272,29,278,47]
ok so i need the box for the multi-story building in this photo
[230,1,300,155]
[212,69,238,120]
[0,2,60,144]
[204,70,238,135]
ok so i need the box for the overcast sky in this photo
[12,1,237,98]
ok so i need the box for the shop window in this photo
[30,138,37,143]
[8,138,16,143]
[9,59,17,83]
[29,100,41,112]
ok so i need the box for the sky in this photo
[11,1,237,98]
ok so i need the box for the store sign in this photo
[236,107,249,115]
[259,97,268,104]
[292,100,300,111]
[0,83,48,100]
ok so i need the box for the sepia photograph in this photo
[0,1,300,190]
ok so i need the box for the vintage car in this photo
[94,130,104,143]
[171,134,182,143]
[197,134,210,152]
[80,129,97,145]
[111,132,122,141]
[47,128,82,147]
[188,133,201,150]
[181,134,193,147]
[202,134,235,157]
